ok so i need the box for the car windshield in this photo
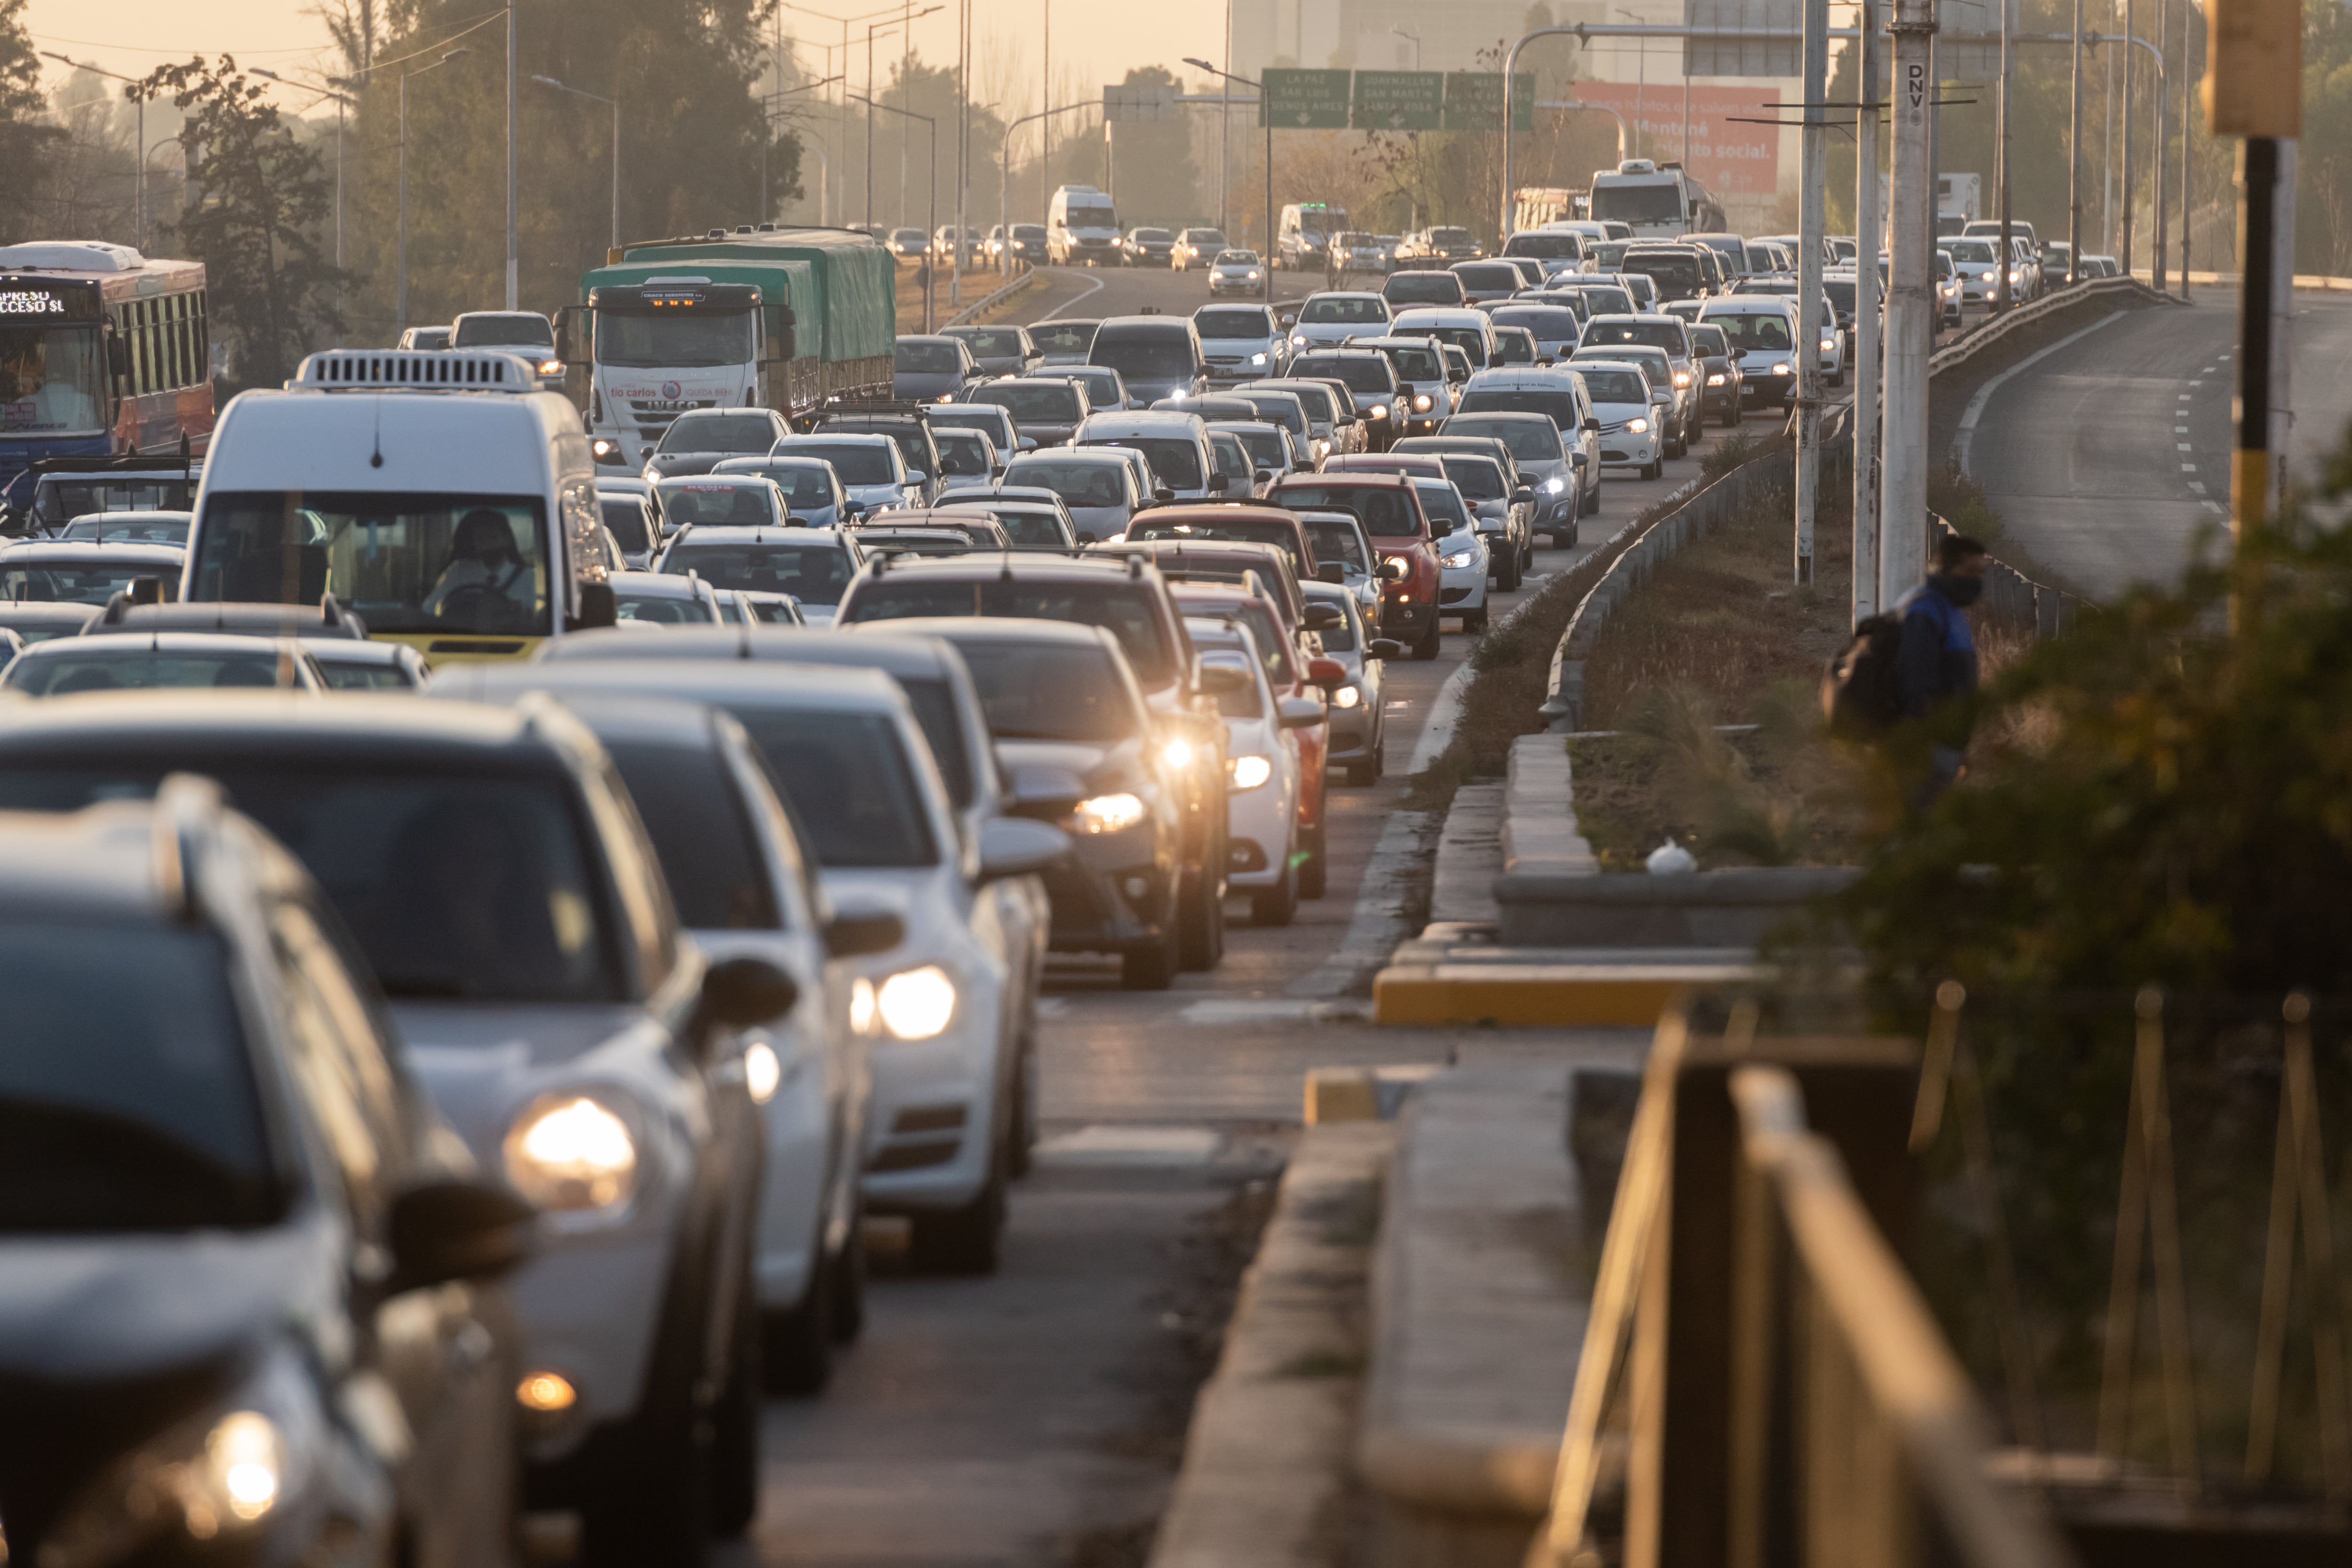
[1413,482,1471,531]
[62,514,189,543]
[599,498,652,552]
[0,552,179,607]
[35,475,195,526]
[0,923,285,1234]
[1439,458,1506,501]
[1822,280,1858,317]
[1383,275,1462,304]
[313,653,414,690]
[1196,308,1274,339]
[898,340,964,374]
[1277,382,1336,422]
[1380,343,1445,382]
[1454,264,1519,290]
[1306,598,1356,652]
[1196,649,1262,720]
[970,382,1081,422]
[1592,183,1683,223]
[845,578,1176,686]
[723,709,936,868]
[1216,250,1259,265]
[1457,387,1581,428]
[1090,437,1202,490]
[1444,416,1565,462]
[1570,287,1635,315]
[1430,228,1473,247]
[599,740,779,930]
[1032,322,1097,355]
[452,313,552,348]
[1688,326,1730,358]
[1128,518,1302,573]
[1091,334,1194,382]
[0,766,621,1001]
[717,463,840,506]
[945,639,1135,742]
[1271,484,1419,538]
[1229,428,1287,468]
[777,441,894,485]
[1005,459,1128,508]
[658,481,780,526]
[663,541,852,604]
[933,431,992,475]
[1706,312,1795,351]
[4,646,298,694]
[595,310,753,368]
[1303,520,1369,573]
[1302,296,1386,324]
[991,508,1069,548]
[1583,320,1685,354]
[1135,229,1172,243]
[1492,308,1580,339]
[1506,234,1582,258]
[659,414,776,454]
[615,583,716,623]
[191,493,549,637]
[1578,368,1650,404]
[1293,358,1390,395]
[1949,240,1996,263]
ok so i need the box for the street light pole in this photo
[507,0,517,309]
[1536,100,1629,165]
[399,49,473,335]
[852,94,937,327]
[530,76,619,250]
[1001,102,1093,276]
[1185,58,1269,306]
[1884,0,1936,605]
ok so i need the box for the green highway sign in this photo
[1441,71,1536,131]
[1351,70,1442,131]
[1260,68,1351,128]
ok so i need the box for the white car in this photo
[1002,448,1144,541]
[772,433,924,516]
[1185,616,1314,925]
[450,308,564,389]
[1073,410,1222,501]
[1697,297,1802,411]
[1346,334,1454,437]
[1208,248,1268,295]
[1410,477,1491,633]
[653,523,865,629]
[1572,359,1666,480]
[1288,290,1394,350]
[1193,301,1287,383]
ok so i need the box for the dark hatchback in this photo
[0,784,532,1568]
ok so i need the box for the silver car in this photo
[1288,290,1393,351]
[772,433,923,516]
[1192,302,1287,384]
[710,455,853,529]
[1002,449,1143,542]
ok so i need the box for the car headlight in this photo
[1626,417,1650,434]
[1369,404,1390,419]
[41,1345,324,1567]
[1250,352,1268,365]
[1332,684,1361,708]
[538,358,563,376]
[744,1040,782,1103]
[1441,548,1478,568]
[1672,370,1691,387]
[1706,373,1726,385]
[1228,753,1273,790]
[1069,791,1147,834]
[1414,394,1433,412]
[1820,338,1836,351]
[1542,476,1566,493]
[504,1093,637,1212]
[590,437,623,463]
[1292,333,1308,346]
[1160,736,1196,771]
[872,964,957,1040]
[1247,271,1262,280]
[1772,362,1793,375]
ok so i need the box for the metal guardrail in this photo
[1525,1009,2080,1568]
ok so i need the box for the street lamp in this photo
[1183,58,1269,306]
[849,94,937,328]
[763,75,844,224]
[530,75,620,249]
[399,49,472,335]
[43,54,146,250]
[999,101,1093,276]
[861,6,942,232]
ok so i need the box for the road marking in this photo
[1287,808,1438,999]
[1031,271,1108,324]
[2181,464,2197,472]
[1033,1125,1221,1167]
[1953,310,2125,475]
[2188,380,2203,386]
[1178,997,1368,1024]
[2189,481,2207,493]
[2179,394,2193,401]
[2204,501,2226,513]
[2177,443,2192,451]
[2201,366,2217,373]
[2175,425,2189,433]
[1038,997,1071,1018]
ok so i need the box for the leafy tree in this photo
[0,0,64,243]
[138,56,344,388]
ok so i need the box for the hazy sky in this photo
[28,0,1230,113]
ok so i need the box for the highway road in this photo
[1962,289,2352,599]
[726,260,1690,1568]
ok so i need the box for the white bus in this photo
[1048,185,1121,265]
[1586,160,1726,240]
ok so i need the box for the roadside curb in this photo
[1372,947,1768,1027]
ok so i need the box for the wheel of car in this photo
[830,1193,867,1343]
[1666,434,1685,460]
[1299,819,1327,899]
[1177,865,1225,971]
[1582,483,1601,517]
[1642,457,1662,480]
[1120,919,1181,991]
[713,1271,765,1535]
[908,1145,1008,1274]
[1722,403,1740,428]
[1464,606,1490,634]
[1251,847,1298,926]
[577,1285,714,1568]
[1007,1033,1041,1178]
[1413,617,1440,660]
[761,1240,833,1397]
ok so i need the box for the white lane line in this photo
[1287,808,1438,999]
[1954,310,2125,475]
[2175,425,2189,433]
[1179,997,1367,1024]
[2182,463,2198,472]
[2179,393,2193,401]
[2189,481,2207,493]
[1031,271,1107,323]
[2204,501,2226,513]
[1033,1125,1221,1167]
[2177,443,2193,451]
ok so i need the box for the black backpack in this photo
[1822,613,1904,736]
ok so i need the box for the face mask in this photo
[1933,572,1984,608]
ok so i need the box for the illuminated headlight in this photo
[1626,417,1650,434]
[1981,269,1996,281]
[874,964,958,1040]
[1441,547,1478,568]
[538,358,564,376]
[1414,393,1433,412]
[1820,338,1836,351]
[1706,373,1726,386]
[1228,753,1273,790]
[1251,352,1268,365]
[1369,404,1390,419]
[1672,370,1691,387]
[1160,736,1196,771]
[1292,333,1309,346]
[504,1094,637,1212]
[936,393,955,404]
[1542,476,1566,493]
[1772,362,1793,375]
[41,1347,323,1561]
[744,1041,782,1103]
[1069,791,1147,834]
[591,437,623,462]
[1332,684,1361,708]
[1247,271,1262,280]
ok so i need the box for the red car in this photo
[1264,474,1441,660]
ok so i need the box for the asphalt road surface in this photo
[1962,289,2352,599]
[725,261,1693,1568]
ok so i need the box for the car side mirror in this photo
[1277,695,1325,729]
[1316,561,1345,584]
[824,908,906,959]
[977,816,1070,881]
[1379,556,1411,582]
[1304,604,1342,632]
[385,1179,537,1295]
[1018,436,1038,451]
[1306,655,1346,686]
[1572,453,1589,470]
[1008,762,1089,812]
[1512,486,1534,505]
[575,581,618,629]
[1153,486,1175,502]
[1368,637,1406,661]
[696,955,799,1039]
[908,469,930,484]
[1583,419,1601,433]
[1206,472,1228,493]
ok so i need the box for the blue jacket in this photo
[1895,580,1979,722]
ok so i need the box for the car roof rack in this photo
[291,349,542,391]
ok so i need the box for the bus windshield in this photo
[1591,182,1684,223]
[0,325,106,434]
[191,492,552,637]
[595,310,754,368]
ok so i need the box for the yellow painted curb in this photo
[1372,963,1767,1027]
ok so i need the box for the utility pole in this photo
[2179,0,2193,298]
[1883,0,1936,605]
[954,0,967,304]
[2207,0,2301,539]
[1186,59,1270,304]
[1795,0,1828,583]
[1994,0,2013,309]
[1220,0,1232,237]
[2068,0,2085,284]
[1042,0,1052,220]
[1854,0,1883,621]
[2153,0,2169,288]
[506,0,518,310]
[2122,0,2135,274]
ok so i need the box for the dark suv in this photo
[0,780,533,1568]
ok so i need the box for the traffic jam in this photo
[0,210,1792,1567]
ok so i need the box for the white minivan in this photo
[181,350,615,663]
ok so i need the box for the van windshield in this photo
[1301,296,1386,324]
[842,578,1177,687]
[1705,312,1795,351]
[191,492,552,637]
[659,414,776,454]
[596,310,753,368]
[1087,437,1202,490]
[1090,333,1195,382]
[775,441,895,484]
[452,313,555,348]
[1591,183,1683,223]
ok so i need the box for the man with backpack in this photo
[1896,533,1989,802]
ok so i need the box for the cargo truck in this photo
[565,225,896,470]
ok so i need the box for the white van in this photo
[182,350,614,662]
[1048,184,1121,266]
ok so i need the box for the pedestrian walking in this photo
[1896,532,1989,803]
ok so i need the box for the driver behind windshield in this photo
[426,509,536,622]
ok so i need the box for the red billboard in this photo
[1553,82,1784,198]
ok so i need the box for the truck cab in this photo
[570,276,787,471]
